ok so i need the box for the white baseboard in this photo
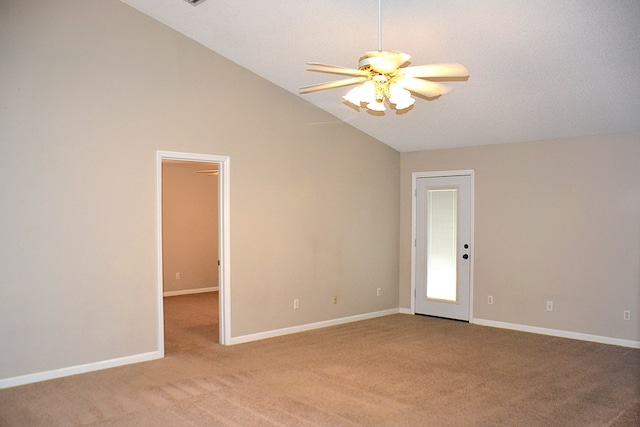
[0,350,162,389]
[5,311,635,389]
[230,308,400,345]
[472,318,640,349]
[163,286,218,297]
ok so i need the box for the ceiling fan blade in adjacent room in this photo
[306,63,368,77]
[299,77,367,93]
[402,62,469,79]
[400,77,451,98]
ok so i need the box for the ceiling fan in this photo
[196,169,218,176]
[300,0,469,112]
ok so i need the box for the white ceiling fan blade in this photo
[402,62,469,78]
[307,62,368,77]
[299,77,367,93]
[400,77,451,98]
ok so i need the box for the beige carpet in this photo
[1,292,639,426]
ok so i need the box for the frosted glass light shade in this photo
[342,86,362,106]
[359,81,376,104]
[366,101,386,111]
[389,83,415,110]
[388,83,407,100]
[394,97,415,110]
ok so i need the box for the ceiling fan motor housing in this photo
[358,50,410,74]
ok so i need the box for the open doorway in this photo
[162,160,218,353]
[156,151,231,356]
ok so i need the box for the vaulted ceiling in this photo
[121,0,640,153]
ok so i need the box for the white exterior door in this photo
[415,174,472,321]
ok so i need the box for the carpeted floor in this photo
[1,292,639,426]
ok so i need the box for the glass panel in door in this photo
[426,189,458,302]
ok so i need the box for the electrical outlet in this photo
[624,310,631,321]
[546,301,553,312]
[333,295,338,304]
[487,295,493,305]
[377,288,382,297]
[293,299,299,309]
[176,273,180,280]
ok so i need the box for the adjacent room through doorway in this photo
[160,158,221,351]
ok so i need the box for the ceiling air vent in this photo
[184,0,207,5]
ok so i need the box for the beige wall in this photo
[0,0,400,380]
[3,0,636,385]
[400,134,640,341]
[162,161,219,293]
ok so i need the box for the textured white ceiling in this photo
[121,0,640,152]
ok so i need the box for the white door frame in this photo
[411,170,474,320]
[156,150,231,351]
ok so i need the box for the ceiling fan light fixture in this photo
[342,86,362,106]
[359,80,377,104]
[389,84,415,110]
[343,78,416,111]
[343,81,377,107]
[366,100,386,112]
[392,98,415,111]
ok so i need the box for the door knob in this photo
[462,254,469,259]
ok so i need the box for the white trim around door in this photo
[411,170,475,321]
[156,150,231,350]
